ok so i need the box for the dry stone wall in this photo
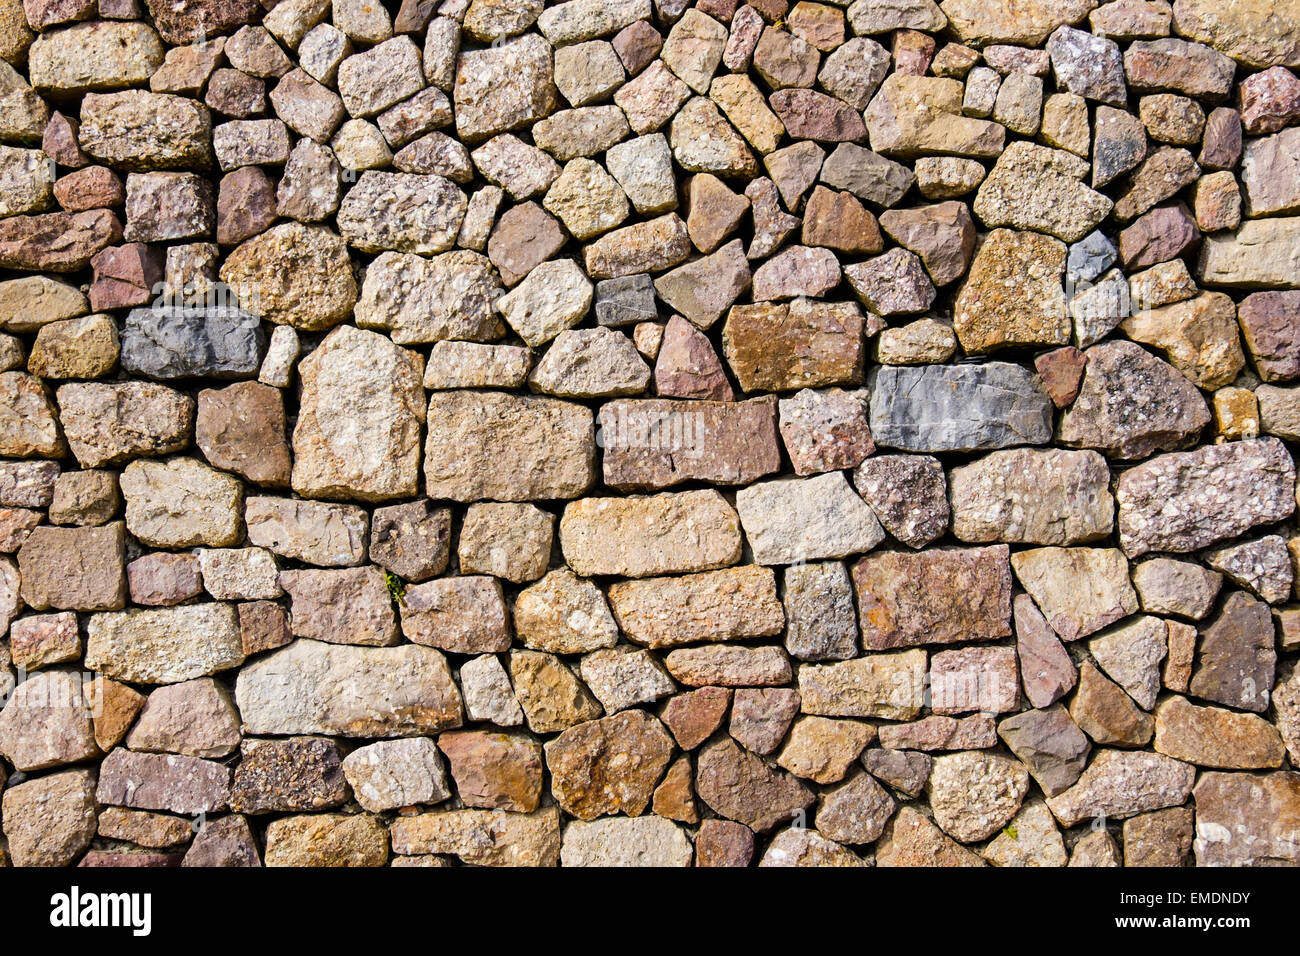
[1,0,1299,867]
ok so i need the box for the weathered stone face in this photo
[5,0,1300,870]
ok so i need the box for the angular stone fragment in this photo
[866,74,1004,158]
[974,142,1112,242]
[695,738,815,832]
[265,814,387,867]
[460,654,525,727]
[998,705,1089,797]
[184,816,261,867]
[852,455,947,549]
[236,640,461,737]
[278,567,398,648]
[0,669,97,771]
[120,306,261,382]
[509,650,603,734]
[1237,291,1300,383]
[1116,438,1296,556]
[949,449,1113,545]
[1205,536,1292,604]
[454,34,556,143]
[1046,749,1195,826]
[544,709,673,818]
[338,171,466,256]
[126,678,241,758]
[1012,547,1137,642]
[78,91,212,171]
[580,647,676,714]
[1188,591,1276,713]
[927,751,1030,843]
[1154,696,1283,769]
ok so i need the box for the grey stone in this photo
[121,306,264,381]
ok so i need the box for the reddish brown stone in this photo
[695,737,815,832]
[686,173,750,254]
[438,731,545,813]
[196,381,292,487]
[893,29,936,76]
[1199,107,1242,171]
[651,755,698,823]
[18,522,127,612]
[770,89,866,141]
[1240,66,1300,135]
[661,686,732,749]
[544,710,676,819]
[487,201,567,286]
[851,546,1013,650]
[126,552,203,607]
[599,397,780,491]
[43,112,87,168]
[1118,203,1199,270]
[54,167,125,212]
[88,242,162,311]
[217,166,278,246]
[654,315,735,401]
[613,19,662,75]
[1238,291,1300,382]
[695,818,754,866]
[1035,346,1087,407]
[801,185,883,254]
[238,600,292,656]
[143,0,260,45]
[88,678,146,751]
[722,300,866,391]
[0,210,122,272]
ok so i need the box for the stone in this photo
[434,731,542,813]
[776,716,874,784]
[238,601,292,656]
[844,249,936,316]
[338,171,467,256]
[605,135,675,216]
[127,553,202,607]
[119,306,262,382]
[927,751,1030,843]
[529,327,650,398]
[866,74,1003,158]
[561,816,692,867]
[723,300,866,391]
[953,229,1067,352]
[580,647,676,713]
[79,91,212,171]
[264,814,387,867]
[236,640,462,737]
[728,688,799,754]
[982,799,1068,867]
[929,646,1020,715]
[696,738,815,832]
[2,770,97,867]
[875,805,986,866]
[1116,438,1296,556]
[9,611,80,669]
[654,316,733,400]
[1118,203,1200,271]
[424,391,594,502]
[495,258,591,347]
[560,490,740,578]
[458,503,554,584]
[1047,25,1126,106]
[390,807,561,867]
[86,602,242,685]
[454,35,557,143]
[852,455,948,549]
[357,251,504,345]
[97,749,231,814]
[1188,590,1276,713]
[802,187,883,256]
[245,496,368,567]
[1059,342,1210,459]
[607,565,783,648]
[120,457,242,549]
[1154,696,1283,769]
[194,382,291,488]
[512,569,617,656]
[280,567,399,647]
[1011,595,1076,709]
[710,75,784,155]
[221,222,357,331]
[276,140,342,222]
[665,645,792,687]
[126,678,241,758]
[18,522,126,612]
[914,156,986,199]
[1259,384,1300,439]
[1199,217,1300,290]
[229,736,347,814]
[545,710,674,818]
[613,19,661,73]
[815,769,896,844]
[973,142,1112,242]
[26,314,120,381]
[460,654,525,727]
[1041,92,1091,155]
[396,576,508,654]
[736,471,884,565]
[796,650,927,720]
[184,816,261,867]
[998,706,1089,797]
[1011,547,1138,641]
[1205,536,1292,604]
[879,202,974,286]
[98,808,194,850]
[509,650,602,733]
[1238,291,1300,382]
[868,363,1052,453]
[0,669,97,771]
[776,389,873,477]
[423,342,529,391]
